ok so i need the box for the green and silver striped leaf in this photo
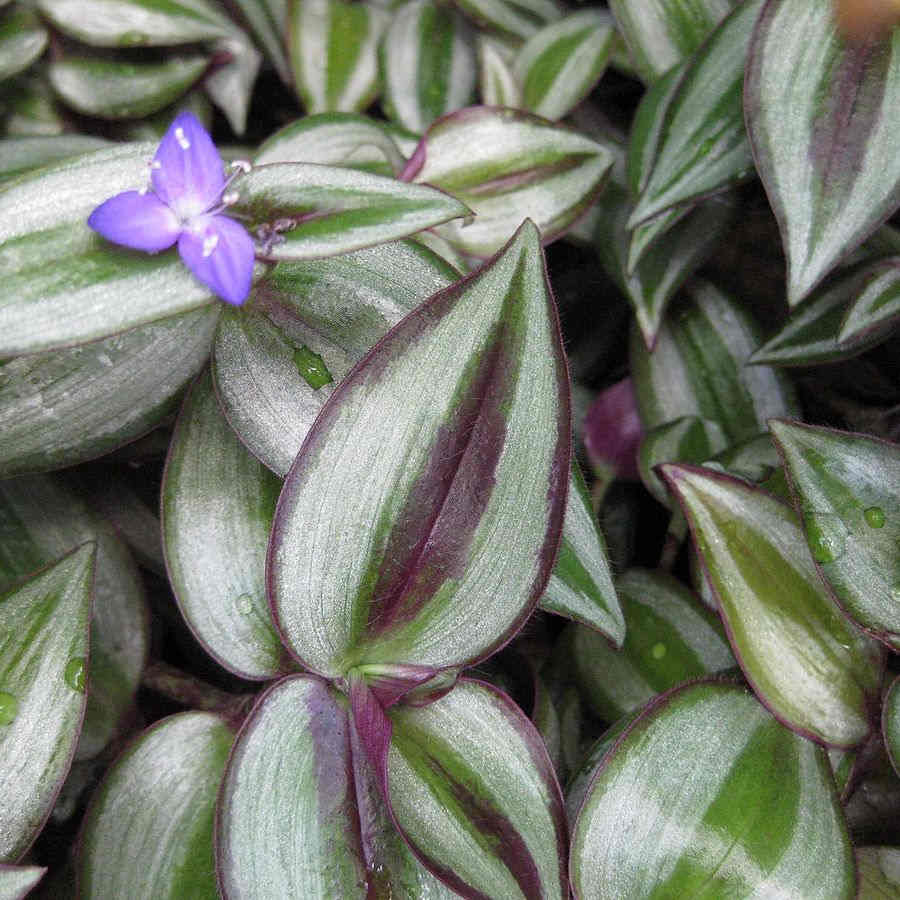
[839,257,900,348]
[478,35,521,107]
[608,0,737,83]
[0,135,110,183]
[380,0,476,134]
[884,676,900,779]
[408,106,614,257]
[232,162,469,262]
[569,567,734,721]
[388,679,567,900]
[453,0,560,42]
[227,0,291,84]
[0,476,148,761]
[0,6,47,82]
[0,306,219,478]
[858,846,900,898]
[745,0,900,305]
[629,279,799,442]
[255,112,406,175]
[79,712,234,899]
[512,9,614,121]
[662,464,882,748]
[570,680,855,898]
[288,0,387,113]
[216,675,457,899]
[48,54,208,120]
[628,0,761,227]
[0,865,45,900]
[0,143,225,356]
[770,419,900,651]
[162,370,290,681]
[269,221,569,675]
[0,546,94,863]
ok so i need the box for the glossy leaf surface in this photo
[571,680,855,898]
[570,567,734,720]
[0,545,94,862]
[232,162,468,262]
[663,464,881,748]
[388,679,567,900]
[0,476,147,760]
[217,675,456,899]
[770,419,900,650]
[629,279,798,442]
[628,0,760,226]
[0,306,219,477]
[408,106,613,257]
[79,712,234,899]
[269,221,569,675]
[163,371,288,680]
[746,0,900,305]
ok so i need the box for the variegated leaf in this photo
[858,846,900,898]
[453,0,561,42]
[609,0,737,83]
[0,865,45,900]
[513,9,614,121]
[0,546,94,863]
[407,105,614,257]
[884,675,900,779]
[662,463,882,748]
[0,7,47,82]
[478,35,522,107]
[745,0,900,305]
[288,0,387,113]
[840,257,900,347]
[628,0,761,227]
[269,221,569,675]
[380,0,477,134]
[79,712,234,899]
[571,680,855,898]
[770,419,900,651]
[0,135,109,183]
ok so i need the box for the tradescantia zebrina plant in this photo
[3,0,900,896]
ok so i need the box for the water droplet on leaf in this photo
[293,345,333,390]
[0,691,18,725]
[64,657,86,694]
[234,593,254,616]
[651,643,667,660]
[803,511,847,563]
[864,506,886,528]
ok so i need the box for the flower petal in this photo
[152,111,225,219]
[87,190,180,253]
[178,214,255,305]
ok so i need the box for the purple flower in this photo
[88,111,255,306]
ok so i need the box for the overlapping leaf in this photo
[857,846,900,898]
[570,680,855,898]
[269,221,569,676]
[407,106,614,257]
[0,6,47,82]
[745,0,900,305]
[0,866,45,900]
[0,135,109,183]
[770,419,900,650]
[79,712,234,899]
[663,464,881,748]
[0,545,94,862]
[453,0,560,42]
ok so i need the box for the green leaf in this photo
[628,0,761,227]
[0,865,45,900]
[213,239,459,476]
[408,106,614,257]
[629,279,799,442]
[0,476,148,761]
[0,135,110,183]
[839,257,900,348]
[858,846,900,898]
[884,675,900,779]
[478,35,521,107]
[79,711,234,899]
[540,461,624,644]
[0,306,219,477]
[35,0,232,46]
[745,0,900,305]
[48,54,207,119]
[662,464,882,748]
[0,7,47,82]
[269,221,569,675]
[453,0,560,42]
[770,419,900,651]
[231,161,469,262]
[203,33,261,134]
[388,679,567,899]
[0,144,223,356]
[162,370,290,680]
[226,0,291,84]
[255,112,406,176]
[289,0,386,113]
[609,0,737,83]
[571,680,855,898]
[569,567,734,721]
[513,9,614,121]
[380,0,476,134]
[0,545,94,862]
[217,674,457,899]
